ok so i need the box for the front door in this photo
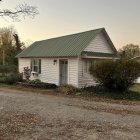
[60,60,68,85]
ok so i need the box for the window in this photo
[83,60,94,74]
[31,59,41,74]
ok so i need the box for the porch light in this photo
[53,59,57,65]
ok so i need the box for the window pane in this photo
[83,60,93,74]
[34,66,38,72]
[30,59,41,73]
[34,60,38,65]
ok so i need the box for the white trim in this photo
[77,57,80,87]
[68,58,70,85]
[82,56,119,59]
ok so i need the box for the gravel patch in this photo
[0,88,139,140]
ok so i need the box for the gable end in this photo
[84,31,116,54]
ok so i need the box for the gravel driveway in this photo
[0,88,139,140]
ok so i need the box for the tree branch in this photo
[0,3,39,20]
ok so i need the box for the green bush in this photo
[28,79,41,84]
[21,79,57,89]
[89,59,140,92]
[4,73,23,85]
[0,65,18,75]
[82,85,107,93]
[58,85,80,95]
[0,76,6,83]
[81,85,140,100]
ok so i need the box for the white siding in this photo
[68,58,78,87]
[18,58,59,84]
[18,57,79,87]
[78,58,97,88]
[18,58,30,73]
[39,58,59,85]
[84,32,113,54]
[136,77,140,83]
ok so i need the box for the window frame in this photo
[31,59,41,74]
[83,60,95,74]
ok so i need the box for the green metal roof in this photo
[16,28,117,58]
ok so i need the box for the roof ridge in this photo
[37,28,105,43]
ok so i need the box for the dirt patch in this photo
[0,111,138,140]
[0,111,45,140]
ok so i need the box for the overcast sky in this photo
[0,0,140,49]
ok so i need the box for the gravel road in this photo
[0,88,139,140]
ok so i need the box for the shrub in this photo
[0,65,18,75]
[0,76,6,83]
[17,73,24,82]
[21,79,57,89]
[58,85,80,95]
[4,73,23,85]
[23,67,31,80]
[81,85,140,100]
[82,85,107,93]
[28,79,41,84]
[89,59,140,92]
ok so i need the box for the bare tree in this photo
[0,0,39,20]
[119,44,140,58]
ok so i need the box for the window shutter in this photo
[39,59,41,74]
[30,60,33,71]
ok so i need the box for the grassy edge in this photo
[0,83,139,104]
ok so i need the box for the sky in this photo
[0,0,140,49]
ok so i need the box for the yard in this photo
[0,86,139,140]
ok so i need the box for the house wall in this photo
[78,57,97,88]
[18,58,31,73]
[78,32,115,88]
[84,32,113,54]
[40,58,59,85]
[18,57,79,87]
[68,58,78,87]
[136,77,140,83]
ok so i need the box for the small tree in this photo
[0,26,24,66]
[89,59,140,92]
[23,67,31,80]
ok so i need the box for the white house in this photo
[16,28,118,88]
[131,56,140,83]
